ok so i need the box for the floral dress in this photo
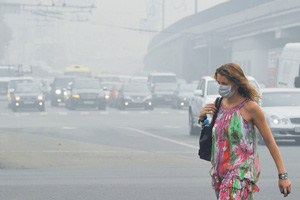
[210,99,260,200]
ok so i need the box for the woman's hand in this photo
[279,179,291,197]
[199,103,217,121]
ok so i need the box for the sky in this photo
[2,0,227,75]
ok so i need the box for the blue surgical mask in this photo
[218,85,234,98]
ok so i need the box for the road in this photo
[0,101,299,200]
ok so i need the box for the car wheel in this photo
[12,106,17,112]
[189,110,200,135]
[98,102,106,110]
[38,106,45,112]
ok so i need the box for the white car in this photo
[260,88,300,144]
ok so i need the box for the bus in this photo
[277,43,300,88]
[64,65,92,78]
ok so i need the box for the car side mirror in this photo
[194,89,203,96]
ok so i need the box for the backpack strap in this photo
[211,97,222,125]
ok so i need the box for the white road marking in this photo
[59,112,68,115]
[99,111,109,114]
[80,112,89,115]
[140,111,149,114]
[120,127,197,149]
[61,126,77,130]
[160,111,169,114]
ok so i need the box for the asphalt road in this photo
[0,101,299,200]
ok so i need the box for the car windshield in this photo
[123,84,149,93]
[179,84,197,92]
[155,84,177,91]
[73,80,100,89]
[207,81,219,95]
[9,79,34,88]
[262,92,300,107]
[15,84,40,93]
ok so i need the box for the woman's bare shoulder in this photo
[244,100,261,112]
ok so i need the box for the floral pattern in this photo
[210,99,260,200]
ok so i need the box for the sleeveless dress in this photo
[210,99,260,200]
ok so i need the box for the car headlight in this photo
[15,96,20,101]
[55,89,62,95]
[270,115,289,125]
[179,96,187,101]
[37,95,44,101]
[72,94,80,99]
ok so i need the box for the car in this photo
[188,75,261,135]
[152,82,178,107]
[50,76,75,106]
[172,83,197,109]
[10,82,45,112]
[6,76,34,108]
[116,83,153,110]
[260,88,300,144]
[64,78,106,110]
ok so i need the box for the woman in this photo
[198,63,291,199]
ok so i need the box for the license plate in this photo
[295,127,300,132]
[84,101,95,104]
[23,101,34,104]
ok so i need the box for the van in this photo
[277,43,300,88]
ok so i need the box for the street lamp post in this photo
[195,0,198,14]
[162,0,165,30]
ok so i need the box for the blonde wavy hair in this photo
[214,63,261,102]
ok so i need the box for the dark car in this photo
[10,83,45,112]
[172,83,197,109]
[64,78,106,110]
[116,83,153,110]
[152,83,178,107]
[7,77,34,108]
[50,76,75,106]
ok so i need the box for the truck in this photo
[277,43,300,88]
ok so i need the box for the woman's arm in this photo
[248,102,292,197]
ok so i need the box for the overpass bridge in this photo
[144,0,300,86]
